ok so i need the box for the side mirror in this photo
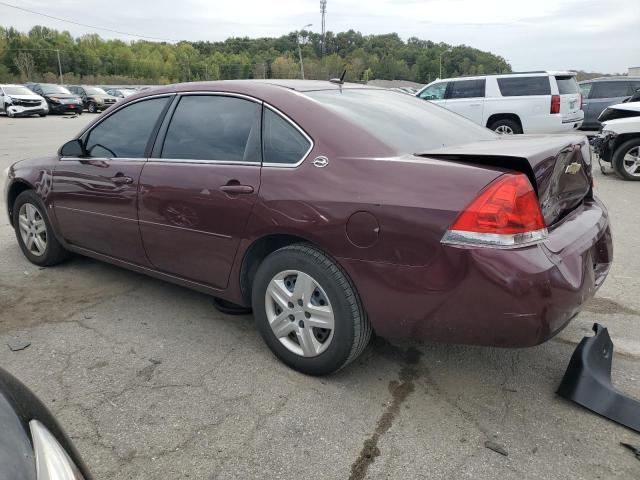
[59,139,87,158]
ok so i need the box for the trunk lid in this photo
[420,134,593,226]
[555,75,582,121]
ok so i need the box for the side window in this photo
[85,97,170,158]
[161,95,261,162]
[590,82,631,99]
[262,108,311,165]
[579,82,593,99]
[448,79,485,99]
[419,82,448,100]
[497,76,551,96]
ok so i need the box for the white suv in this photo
[415,72,584,134]
[0,84,49,118]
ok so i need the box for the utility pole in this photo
[320,0,327,57]
[298,24,312,80]
[56,49,63,84]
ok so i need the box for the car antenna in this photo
[329,69,347,85]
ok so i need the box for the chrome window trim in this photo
[261,104,314,168]
[75,89,315,168]
[148,158,260,166]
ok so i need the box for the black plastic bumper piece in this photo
[557,323,640,433]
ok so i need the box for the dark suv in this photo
[580,77,640,129]
[67,85,117,113]
[25,83,83,115]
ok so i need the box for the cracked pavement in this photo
[1,115,639,479]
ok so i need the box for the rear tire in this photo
[612,138,640,181]
[13,190,70,267]
[252,244,371,375]
[489,118,522,135]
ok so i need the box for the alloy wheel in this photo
[264,270,335,357]
[622,146,640,177]
[18,203,47,257]
[495,125,514,135]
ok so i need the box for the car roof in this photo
[166,79,377,93]
[0,84,31,87]
[432,71,577,83]
[580,76,640,83]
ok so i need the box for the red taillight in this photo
[442,173,547,248]
[551,94,561,114]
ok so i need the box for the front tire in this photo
[489,118,522,135]
[252,244,371,375]
[5,104,14,118]
[13,190,70,267]
[612,138,640,181]
[87,102,97,113]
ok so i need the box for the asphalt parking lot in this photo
[1,114,639,479]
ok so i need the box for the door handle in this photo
[220,184,254,195]
[111,174,133,185]
[469,103,481,107]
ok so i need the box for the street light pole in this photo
[56,49,63,84]
[439,48,452,79]
[298,24,313,80]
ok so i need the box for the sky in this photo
[2,0,639,73]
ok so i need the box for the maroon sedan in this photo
[4,80,612,375]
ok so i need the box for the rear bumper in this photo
[340,197,612,347]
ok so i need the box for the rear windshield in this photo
[3,86,35,96]
[304,89,495,153]
[497,76,551,96]
[555,76,579,94]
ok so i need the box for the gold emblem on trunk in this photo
[565,162,582,175]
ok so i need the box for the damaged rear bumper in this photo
[557,323,640,433]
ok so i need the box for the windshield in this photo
[41,85,71,94]
[85,87,107,95]
[120,89,136,96]
[4,86,36,96]
[305,89,496,153]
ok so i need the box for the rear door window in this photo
[85,97,170,158]
[262,108,311,165]
[161,95,262,162]
[447,79,485,99]
[497,76,551,96]
[418,82,448,100]
[590,81,632,99]
[555,76,579,94]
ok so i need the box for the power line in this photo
[0,0,180,43]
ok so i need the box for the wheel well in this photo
[612,133,640,154]
[6,181,31,226]
[486,113,522,130]
[239,234,315,306]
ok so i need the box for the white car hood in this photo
[7,94,45,101]
[606,101,640,113]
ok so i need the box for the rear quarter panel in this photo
[247,151,503,267]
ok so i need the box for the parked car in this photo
[579,77,640,130]
[25,83,83,115]
[0,366,91,480]
[591,101,640,180]
[416,71,584,134]
[105,87,137,99]
[67,85,117,113]
[0,84,48,117]
[4,80,612,375]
